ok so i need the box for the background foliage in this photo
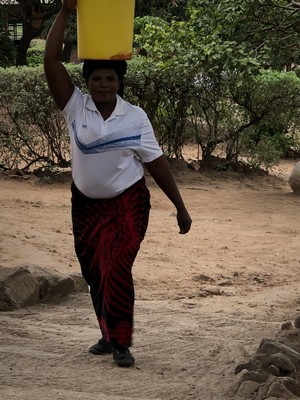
[0,0,300,172]
[0,63,299,172]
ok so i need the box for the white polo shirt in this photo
[63,87,163,199]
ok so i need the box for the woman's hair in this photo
[82,59,127,98]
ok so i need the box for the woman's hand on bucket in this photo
[62,0,77,12]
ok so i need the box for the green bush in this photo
[0,64,84,171]
[240,131,287,170]
[226,70,300,168]
[0,60,193,171]
[126,57,194,158]
[1,62,300,173]
[27,40,45,67]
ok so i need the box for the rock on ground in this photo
[0,264,88,311]
[288,161,300,193]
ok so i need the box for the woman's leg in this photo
[98,179,150,348]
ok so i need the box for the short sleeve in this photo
[136,118,163,163]
[62,87,84,123]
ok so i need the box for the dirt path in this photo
[0,161,300,400]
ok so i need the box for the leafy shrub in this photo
[0,64,84,171]
[1,62,300,173]
[225,70,300,167]
[240,131,287,171]
[126,57,194,158]
[27,39,45,67]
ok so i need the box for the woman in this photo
[44,0,192,367]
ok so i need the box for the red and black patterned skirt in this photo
[71,177,150,347]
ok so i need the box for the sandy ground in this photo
[0,155,300,400]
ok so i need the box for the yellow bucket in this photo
[76,0,135,60]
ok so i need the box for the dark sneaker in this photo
[113,347,135,367]
[89,338,113,355]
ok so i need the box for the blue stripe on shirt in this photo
[71,121,142,154]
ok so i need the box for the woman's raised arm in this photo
[44,0,77,110]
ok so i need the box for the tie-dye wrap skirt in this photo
[71,177,150,348]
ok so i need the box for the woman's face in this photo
[87,68,120,106]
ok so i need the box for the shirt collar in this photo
[85,94,126,118]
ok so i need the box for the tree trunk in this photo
[15,0,44,66]
[226,140,236,161]
[16,22,32,66]
[200,140,217,167]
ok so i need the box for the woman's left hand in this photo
[177,208,192,234]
